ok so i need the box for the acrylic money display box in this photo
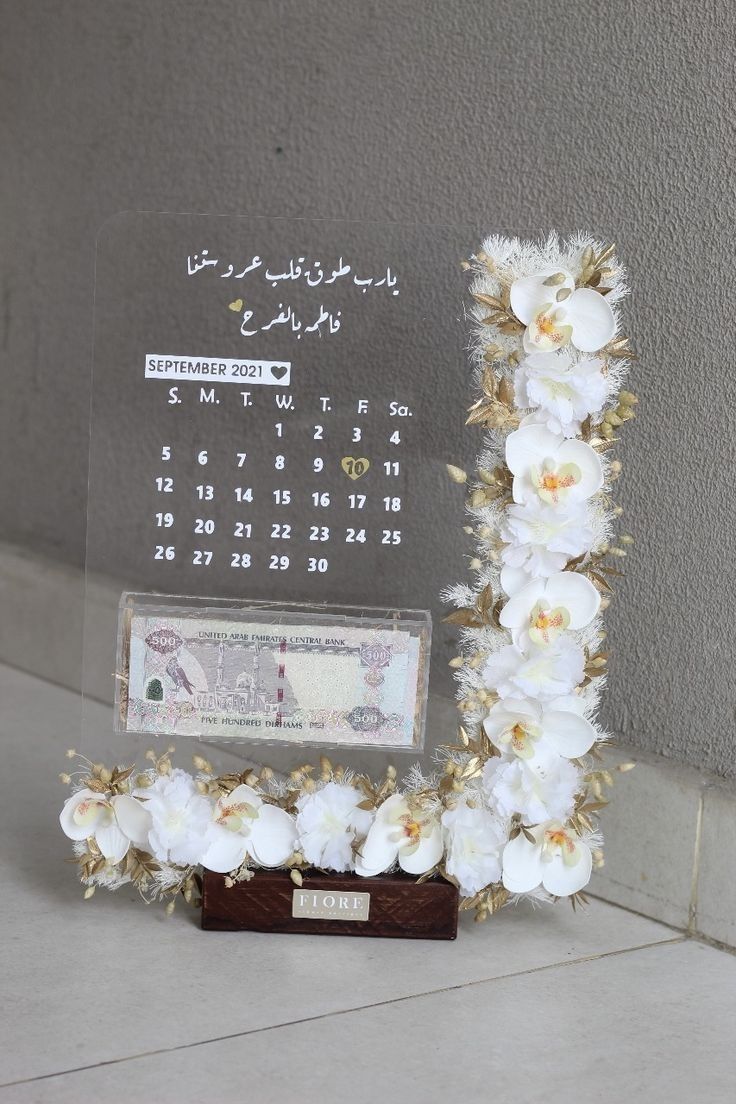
[84,211,474,778]
[115,593,431,752]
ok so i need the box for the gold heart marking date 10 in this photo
[341,456,370,480]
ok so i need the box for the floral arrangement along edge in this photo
[60,232,636,922]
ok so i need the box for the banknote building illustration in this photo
[192,642,282,718]
[143,634,292,719]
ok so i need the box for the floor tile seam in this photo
[688,789,705,933]
[586,892,683,934]
[0,934,687,1090]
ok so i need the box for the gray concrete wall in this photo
[1,0,734,776]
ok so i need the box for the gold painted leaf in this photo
[497,376,514,406]
[491,596,505,629]
[595,243,616,267]
[565,551,587,571]
[461,756,481,778]
[481,365,498,396]
[579,799,610,813]
[477,583,494,615]
[472,292,504,309]
[465,403,493,426]
[443,608,483,628]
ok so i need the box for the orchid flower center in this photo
[528,600,570,646]
[389,802,433,853]
[505,721,541,759]
[542,825,581,867]
[530,305,572,350]
[531,458,582,505]
[217,800,258,833]
[400,815,423,843]
[72,797,111,828]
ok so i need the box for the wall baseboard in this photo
[1,540,733,948]
[589,744,735,948]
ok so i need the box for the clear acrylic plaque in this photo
[84,212,485,773]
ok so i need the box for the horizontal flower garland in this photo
[60,232,635,923]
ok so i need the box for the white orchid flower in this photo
[483,638,585,702]
[514,350,607,437]
[201,784,297,873]
[506,424,603,507]
[483,696,597,761]
[502,820,593,897]
[354,793,443,878]
[500,571,601,647]
[482,753,580,825]
[296,781,373,873]
[60,787,152,864]
[510,268,615,354]
[500,499,594,585]
[441,798,505,897]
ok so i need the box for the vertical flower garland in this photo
[442,234,636,919]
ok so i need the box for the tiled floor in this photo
[1,665,734,1103]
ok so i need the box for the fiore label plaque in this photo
[292,888,370,922]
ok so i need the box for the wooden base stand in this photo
[202,869,459,940]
